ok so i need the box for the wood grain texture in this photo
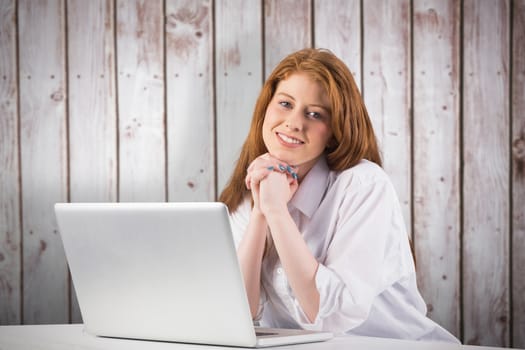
[18,0,69,323]
[0,2,524,347]
[412,0,460,337]
[166,0,214,201]
[0,0,21,325]
[463,0,510,346]
[314,0,361,91]
[264,0,312,78]
[512,0,525,347]
[362,0,412,235]
[116,0,166,202]
[67,0,117,323]
[215,0,263,192]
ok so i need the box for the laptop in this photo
[54,202,333,347]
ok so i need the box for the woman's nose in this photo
[285,110,303,131]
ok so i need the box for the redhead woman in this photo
[220,48,458,342]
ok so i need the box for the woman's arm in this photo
[238,154,286,319]
[259,172,320,322]
[236,208,267,318]
[241,153,309,319]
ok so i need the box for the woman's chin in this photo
[268,151,297,166]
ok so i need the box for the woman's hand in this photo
[259,171,298,215]
[245,153,298,214]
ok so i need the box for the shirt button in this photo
[277,268,283,275]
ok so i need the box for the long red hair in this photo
[219,48,381,212]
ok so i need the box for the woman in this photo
[220,48,458,342]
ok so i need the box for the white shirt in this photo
[229,156,459,342]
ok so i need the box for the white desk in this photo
[0,324,516,350]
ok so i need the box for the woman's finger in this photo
[246,153,299,190]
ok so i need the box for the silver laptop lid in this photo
[55,202,257,347]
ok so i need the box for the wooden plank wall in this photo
[512,2,525,346]
[463,1,510,345]
[0,0,523,347]
[413,0,461,338]
[18,0,69,324]
[67,0,117,322]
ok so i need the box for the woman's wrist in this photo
[262,205,291,227]
[250,205,267,223]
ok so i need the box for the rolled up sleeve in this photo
[287,178,408,334]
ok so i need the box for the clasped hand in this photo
[245,153,299,216]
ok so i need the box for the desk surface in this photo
[0,324,517,350]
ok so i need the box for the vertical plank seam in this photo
[409,0,415,252]
[63,0,72,324]
[114,0,120,203]
[359,0,364,97]
[211,0,218,201]
[162,0,168,202]
[261,0,266,79]
[508,0,514,345]
[14,0,24,325]
[310,0,314,48]
[459,0,465,343]
[454,0,462,337]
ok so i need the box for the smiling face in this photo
[262,73,333,178]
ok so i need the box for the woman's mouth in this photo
[276,132,304,145]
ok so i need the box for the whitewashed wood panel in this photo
[463,0,510,346]
[18,0,69,323]
[215,0,263,191]
[1,2,524,347]
[67,0,117,323]
[314,0,362,91]
[166,0,214,201]
[116,0,166,202]
[264,0,312,78]
[413,0,460,337]
[362,0,412,235]
[0,0,21,325]
[512,0,525,347]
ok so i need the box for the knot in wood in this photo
[513,137,525,161]
[50,90,64,102]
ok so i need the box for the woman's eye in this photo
[279,101,292,108]
[306,111,322,120]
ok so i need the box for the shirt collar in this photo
[289,156,330,218]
